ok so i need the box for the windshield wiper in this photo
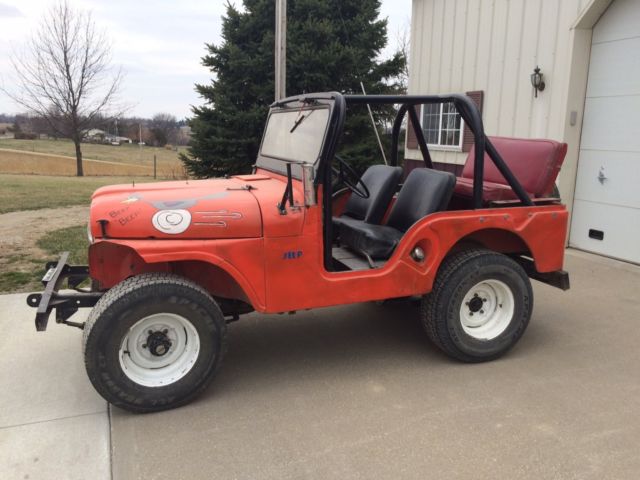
[290,108,315,133]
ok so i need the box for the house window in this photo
[421,102,463,149]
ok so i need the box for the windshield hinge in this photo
[277,163,295,215]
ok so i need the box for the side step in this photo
[332,246,385,271]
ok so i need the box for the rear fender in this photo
[390,206,568,292]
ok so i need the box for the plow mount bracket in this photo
[26,252,103,331]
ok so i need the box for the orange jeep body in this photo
[29,91,569,330]
[26,92,572,414]
[88,172,567,314]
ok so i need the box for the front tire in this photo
[421,248,533,362]
[83,273,226,413]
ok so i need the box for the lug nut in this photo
[480,310,484,314]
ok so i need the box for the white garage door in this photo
[570,0,640,264]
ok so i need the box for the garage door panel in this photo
[586,37,640,98]
[591,0,640,44]
[580,95,640,152]
[574,150,640,209]
[571,0,639,264]
[569,200,640,264]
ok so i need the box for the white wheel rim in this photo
[460,279,515,340]
[119,313,200,388]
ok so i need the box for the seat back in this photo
[386,168,456,232]
[461,136,568,197]
[341,165,403,223]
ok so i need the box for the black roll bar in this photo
[484,137,534,207]
[407,105,433,169]
[390,103,409,167]
[344,94,533,208]
[390,103,432,169]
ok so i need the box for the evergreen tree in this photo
[181,0,405,178]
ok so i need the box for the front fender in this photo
[89,238,266,311]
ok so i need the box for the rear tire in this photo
[83,273,226,413]
[421,248,533,362]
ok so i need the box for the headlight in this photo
[87,222,94,244]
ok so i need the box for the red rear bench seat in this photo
[454,136,568,203]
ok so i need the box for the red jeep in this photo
[28,93,570,412]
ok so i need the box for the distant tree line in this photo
[1,111,191,146]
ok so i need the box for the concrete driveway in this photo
[2,249,639,480]
[0,293,108,479]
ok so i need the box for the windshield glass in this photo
[260,107,329,164]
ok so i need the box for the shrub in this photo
[14,132,38,140]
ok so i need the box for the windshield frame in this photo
[259,106,329,163]
[255,93,343,181]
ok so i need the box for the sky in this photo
[0,0,412,119]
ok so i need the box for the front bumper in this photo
[26,252,103,331]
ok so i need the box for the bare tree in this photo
[150,113,178,147]
[2,1,123,176]
[395,23,411,94]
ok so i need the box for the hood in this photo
[89,178,262,240]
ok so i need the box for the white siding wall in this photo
[407,0,591,166]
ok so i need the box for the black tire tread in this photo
[82,273,220,353]
[421,247,530,362]
[83,272,227,413]
[422,248,488,348]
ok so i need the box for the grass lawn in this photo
[0,174,155,214]
[0,137,186,167]
[0,174,161,293]
[0,225,88,293]
[36,225,88,264]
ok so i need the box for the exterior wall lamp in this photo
[531,66,546,98]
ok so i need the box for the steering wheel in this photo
[331,155,370,199]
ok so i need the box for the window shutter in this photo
[462,90,484,153]
[406,114,418,150]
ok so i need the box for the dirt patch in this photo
[0,205,89,292]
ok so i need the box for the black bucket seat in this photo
[338,168,456,260]
[332,164,403,230]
